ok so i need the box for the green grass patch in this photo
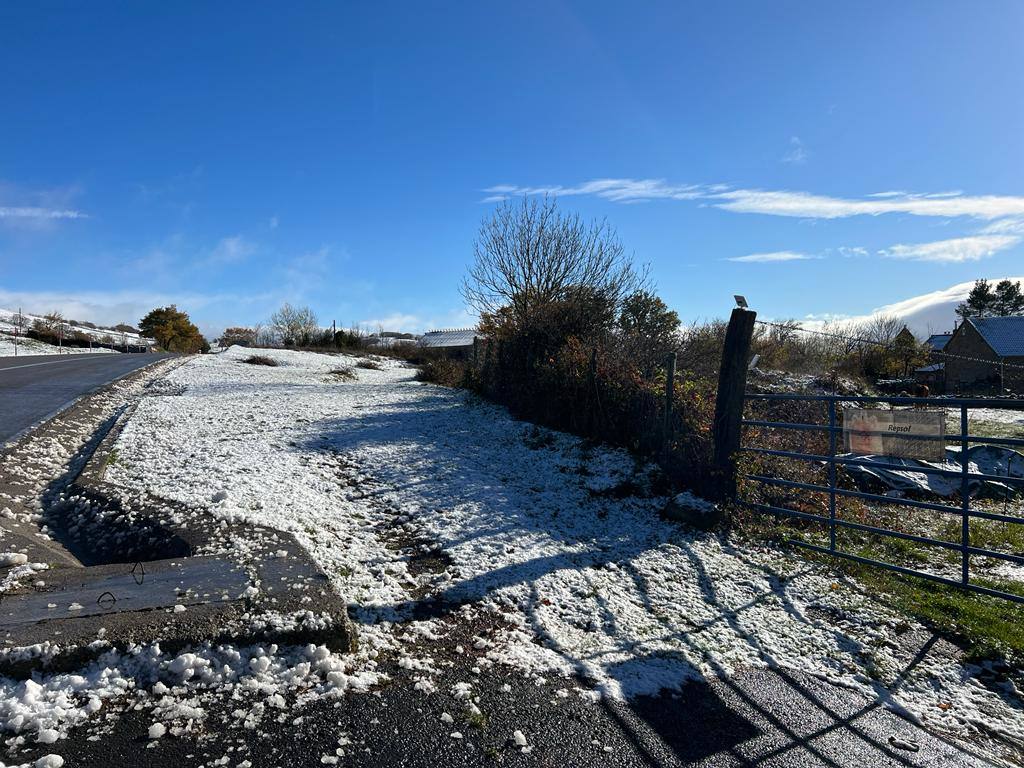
[855,567,1024,663]
[743,517,1024,664]
[969,419,1024,441]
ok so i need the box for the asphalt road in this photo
[0,352,174,445]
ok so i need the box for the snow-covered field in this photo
[0,346,1019,762]
[93,347,1021,748]
[0,333,120,357]
[0,307,153,356]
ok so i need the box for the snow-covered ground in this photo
[101,347,1024,746]
[0,346,1020,761]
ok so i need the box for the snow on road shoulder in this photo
[99,346,1024,748]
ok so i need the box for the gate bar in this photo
[742,474,1024,524]
[744,393,1024,408]
[789,539,1024,605]
[745,502,1024,565]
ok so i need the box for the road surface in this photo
[0,353,174,445]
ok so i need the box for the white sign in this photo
[843,408,946,461]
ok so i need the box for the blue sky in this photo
[2,1,1023,337]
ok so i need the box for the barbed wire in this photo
[754,318,1024,372]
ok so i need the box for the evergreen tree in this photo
[955,279,995,318]
[993,279,1024,316]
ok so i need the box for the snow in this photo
[0,307,155,356]
[0,333,121,357]
[100,347,1024,747]
[0,345,1019,756]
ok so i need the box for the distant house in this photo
[894,326,916,346]
[943,316,1024,395]
[925,333,952,363]
[418,328,481,358]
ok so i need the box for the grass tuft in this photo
[329,366,357,380]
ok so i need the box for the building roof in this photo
[966,316,1024,357]
[914,363,944,373]
[419,328,479,348]
[925,333,952,351]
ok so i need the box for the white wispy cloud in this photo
[837,246,869,258]
[878,234,1020,263]
[980,217,1024,235]
[358,308,476,334]
[0,206,87,220]
[484,177,1024,221]
[0,288,235,328]
[482,179,706,204]
[726,251,818,263]
[780,136,808,165]
[711,189,1024,220]
[208,235,256,265]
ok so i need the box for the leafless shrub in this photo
[355,359,382,370]
[242,355,278,367]
[415,357,464,386]
[329,366,356,380]
[270,303,319,346]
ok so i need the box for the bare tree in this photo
[858,314,903,345]
[462,196,642,334]
[270,303,319,346]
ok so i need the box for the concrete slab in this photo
[0,556,249,626]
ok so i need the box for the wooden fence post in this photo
[711,307,757,501]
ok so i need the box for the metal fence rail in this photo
[738,392,1024,604]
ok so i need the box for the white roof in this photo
[419,328,479,348]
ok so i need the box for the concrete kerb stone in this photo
[0,366,355,678]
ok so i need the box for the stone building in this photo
[943,316,1024,395]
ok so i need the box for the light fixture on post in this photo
[734,295,748,309]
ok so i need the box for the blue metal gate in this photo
[738,393,1024,603]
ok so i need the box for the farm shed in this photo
[418,328,482,358]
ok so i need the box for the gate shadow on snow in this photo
[297,396,974,766]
